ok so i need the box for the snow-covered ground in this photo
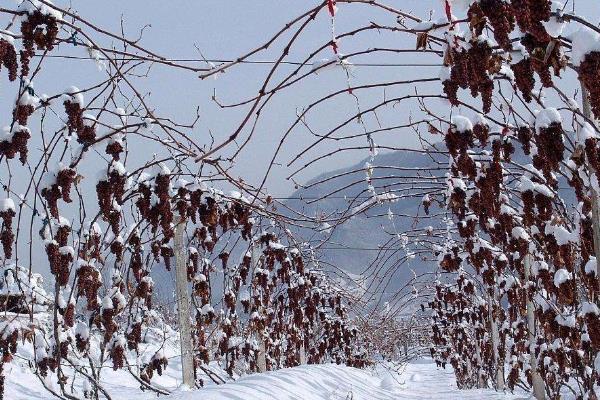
[6,356,529,399]
[168,360,528,400]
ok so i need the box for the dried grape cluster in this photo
[520,34,563,89]
[0,127,31,164]
[63,89,99,146]
[105,137,123,160]
[20,10,59,77]
[443,39,497,113]
[511,58,536,102]
[430,273,498,389]
[76,262,102,311]
[443,0,567,112]
[579,52,600,120]
[0,324,18,400]
[45,223,72,286]
[96,163,126,234]
[180,193,367,376]
[0,208,15,260]
[468,1,515,51]
[510,0,552,42]
[12,103,34,127]
[41,167,77,218]
[0,39,17,82]
[532,121,564,188]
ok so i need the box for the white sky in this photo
[3,1,600,198]
[40,0,444,195]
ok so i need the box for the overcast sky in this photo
[75,0,598,196]
[32,0,445,196]
[4,0,600,200]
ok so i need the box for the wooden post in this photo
[252,244,267,372]
[581,85,600,279]
[489,292,504,391]
[174,217,195,387]
[299,342,307,365]
[524,253,545,400]
[257,339,267,373]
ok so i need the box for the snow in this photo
[311,55,352,74]
[585,257,597,276]
[17,85,39,107]
[555,313,576,328]
[545,223,576,245]
[58,245,74,257]
[16,315,520,400]
[0,30,15,45]
[569,27,600,67]
[17,0,63,19]
[542,1,565,38]
[351,193,399,215]
[553,268,572,287]
[518,176,553,198]
[451,115,473,133]
[581,302,599,316]
[497,65,514,81]
[535,108,562,130]
[228,190,250,203]
[0,264,48,311]
[75,322,89,340]
[166,360,522,400]
[200,303,214,315]
[108,160,126,175]
[268,241,286,250]
[101,295,114,310]
[0,198,15,212]
[579,122,598,143]
[413,21,435,31]
[64,86,84,106]
[157,162,171,176]
[568,98,579,111]
[511,227,530,241]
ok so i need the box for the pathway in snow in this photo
[169,359,527,400]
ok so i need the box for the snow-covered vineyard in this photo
[1,0,600,399]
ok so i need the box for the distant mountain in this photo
[283,148,447,300]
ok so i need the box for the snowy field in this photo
[6,357,529,399]
[169,360,528,400]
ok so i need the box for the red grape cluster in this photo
[580,52,600,120]
[511,0,551,41]
[0,127,31,164]
[0,208,15,259]
[443,40,495,113]
[20,11,59,77]
[470,1,515,51]
[0,39,17,82]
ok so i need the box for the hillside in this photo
[283,148,447,300]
